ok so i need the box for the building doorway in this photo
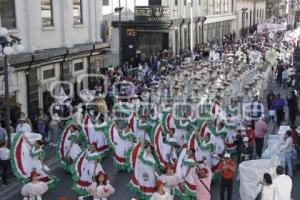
[137,32,169,58]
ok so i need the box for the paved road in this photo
[6,152,239,200]
[3,82,300,200]
[7,151,300,200]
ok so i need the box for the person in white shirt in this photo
[0,140,10,185]
[257,173,275,200]
[280,131,294,177]
[273,165,292,200]
[71,106,83,126]
[48,112,61,146]
[16,114,32,133]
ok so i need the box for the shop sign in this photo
[135,6,171,23]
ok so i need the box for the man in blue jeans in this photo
[272,94,286,127]
[280,130,294,177]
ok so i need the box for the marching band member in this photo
[240,137,253,162]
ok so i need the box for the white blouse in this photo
[150,191,173,200]
[261,184,275,200]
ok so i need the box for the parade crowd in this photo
[0,15,299,200]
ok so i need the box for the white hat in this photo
[243,137,249,142]
[224,153,231,158]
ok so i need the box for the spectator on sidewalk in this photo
[255,117,268,158]
[16,113,32,133]
[257,173,275,200]
[266,90,275,110]
[122,62,129,78]
[245,124,256,149]
[240,137,253,162]
[193,163,212,200]
[35,108,48,140]
[0,140,10,186]
[48,111,61,146]
[272,94,286,127]
[290,125,300,168]
[218,153,236,200]
[71,106,83,127]
[0,118,7,144]
[273,165,292,200]
[282,68,289,89]
[280,131,294,177]
[149,53,159,74]
[10,102,22,129]
[287,90,298,126]
[235,128,244,164]
[249,95,263,128]
[275,60,284,87]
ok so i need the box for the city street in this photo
[4,147,300,200]
[1,84,299,200]
[0,0,299,200]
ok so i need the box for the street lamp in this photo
[200,16,207,44]
[187,0,193,55]
[0,27,24,147]
[115,0,124,66]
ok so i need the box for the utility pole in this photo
[201,17,207,44]
[115,0,124,65]
[119,0,122,65]
[189,1,193,55]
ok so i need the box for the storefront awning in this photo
[204,13,236,24]
[136,29,171,33]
